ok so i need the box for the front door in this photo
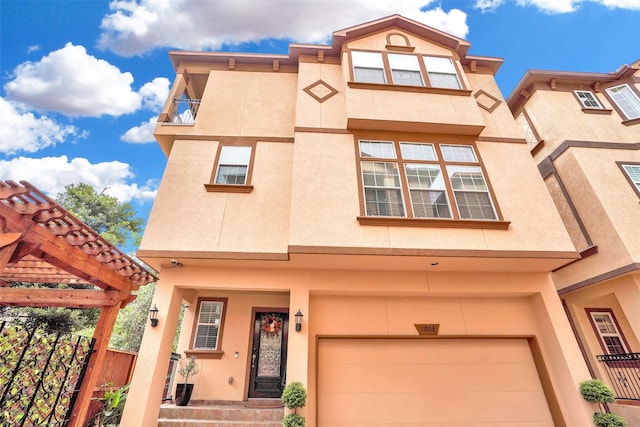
[248,309,289,398]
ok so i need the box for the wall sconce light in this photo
[294,309,304,332]
[149,304,159,327]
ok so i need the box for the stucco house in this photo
[122,15,597,426]
[508,59,640,424]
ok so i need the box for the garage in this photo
[317,338,555,426]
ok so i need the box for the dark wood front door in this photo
[248,309,289,398]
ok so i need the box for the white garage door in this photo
[317,338,555,427]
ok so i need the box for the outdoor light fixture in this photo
[149,304,159,327]
[294,309,304,332]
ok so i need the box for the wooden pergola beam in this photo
[0,288,131,308]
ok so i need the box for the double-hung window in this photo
[192,298,227,352]
[351,51,463,90]
[215,146,251,185]
[575,90,604,109]
[586,309,629,354]
[620,163,640,193]
[605,84,640,120]
[358,140,498,221]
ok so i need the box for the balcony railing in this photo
[165,98,201,124]
[596,352,640,401]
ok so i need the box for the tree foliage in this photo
[56,183,143,248]
[109,283,155,352]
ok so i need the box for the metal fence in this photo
[0,321,95,426]
[596,352,640,401]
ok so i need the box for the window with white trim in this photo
[192,299,226,350]
[605,84,640,120]
[215,146,252,185]
[587,309,629,354]
[358,140,497,220]
[621,164,640,192]
[575,90,604,109]
[351,51,463,90]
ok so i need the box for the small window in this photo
[575,90,603,109]
[586,309,629,355]
[423,56,461,89]
[352,51,385,84]
[357,140,498,221]
[215,146,251,185]
[192,298,227,350]
[388,54,423,87]
[605,84,640,120]
[620,163,640,193]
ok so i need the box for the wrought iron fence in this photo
[596,352,640,401]
[167,98,200,124]
[0,321,95,426]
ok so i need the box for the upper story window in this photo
[620,163,640,194]
[357,140,498,221]
[351,51,463,90]
[215,146,251,185]
[605,84,640,120]
[574,90,604,109]
[205,142,255,193]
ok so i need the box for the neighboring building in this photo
[122,15,594,426]
[508,59,640,423]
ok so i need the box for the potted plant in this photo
[579,379,627,427]
[175,355,199,406]
[281,382,306,427]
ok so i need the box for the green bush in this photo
[281,382,307,409]
[282,413,305,427]
[593,412,627,427]
[579,379,615,404]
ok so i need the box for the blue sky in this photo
[1,0,639,242]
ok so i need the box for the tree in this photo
[109,283,156,351]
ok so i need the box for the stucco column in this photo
[531,277,593,426]
[120,281,184,427]
[287,286,310,387]
[616,274,640,344]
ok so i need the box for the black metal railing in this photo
[596,352,640,401]
[0,321,95,426]
[166,98,200,124]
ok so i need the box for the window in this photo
[620,163,640,193]
[423,56,461,89]
[605,84,640,120]
[191,298,227,353]
[215,146,251,185]
[205,143,255,193]
[351,51,463,90]
[358,140,498,221]
[352,51,386,84]
[575,90,603,109]
[586,309,629,355]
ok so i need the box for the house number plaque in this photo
[414,324,440,335]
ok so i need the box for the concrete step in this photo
[158,401,284,427]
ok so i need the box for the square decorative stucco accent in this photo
[474,89,502,112]
[303,80,339,103]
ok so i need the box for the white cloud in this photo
[139,77,170,111]
[4,43,141,117]
[476,0,640,13]
[0,97,82,155]
[0,156,157,203]
[121,116,157,143]
[98,0,471,56]
[27,45,41,54]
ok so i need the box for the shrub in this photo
[593,412,628,427]
[281,382,307,409]
[580,379,615,404]
[282,413,305,427]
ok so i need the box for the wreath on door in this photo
[260,313,283,338]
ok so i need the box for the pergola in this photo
[0,180,158,426]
